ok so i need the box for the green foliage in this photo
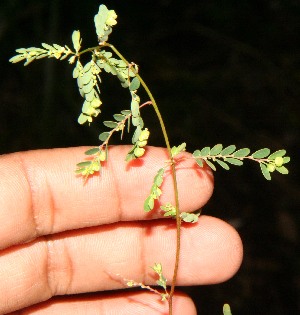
[9,44,74,66]
[94,4,117,43]
[180,212,200,223]
[74,60,102,124]
[161,203,200,223]
[75,150,105,177]
[95,50,136,88]
[161,203,176,217]
[223,304,232,315]
[144,168,165,212]
[151,263,168,299]
[125,263,169,302]
[193,144,290,180]
[72,30,82,53]
[171,142,186,157]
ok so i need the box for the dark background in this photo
[0,0,299,314]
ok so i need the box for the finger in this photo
[0,216,242,313]
[9,292,197,315]
[0,146,213,249]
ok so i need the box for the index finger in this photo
[0,146,213,249]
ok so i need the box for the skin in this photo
[0,146,243,314]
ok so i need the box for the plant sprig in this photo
[192,144,289,180]
[9,4,290,315]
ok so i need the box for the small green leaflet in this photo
[221,145,236,155]
[201,147,210,156]
[103,121,118,128]
[84,147,99,155]
[180,212,200,223]
[171,143,186,157]
[99,131,110,141]
[144,168,165,212]
[205,160,216,171]
[223,304,232,315]
[210,144,223,155]
[72,30,81,52]
[276,166,289,174]
[76,161,91,167]
[252,148,270,159]
[225,157,243,166]
[215,159,230,170]
[233,148,250,157]
[113,114,125,121]
[129,77,140,91]
[268,149,286,160]
[260,163,271,180]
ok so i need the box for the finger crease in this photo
[110,159,123,222]
[139,223,147,285]
[18,154,40,239]
[44,235,74,296]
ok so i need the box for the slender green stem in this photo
[107,43,181,315]
[77,46,100,56]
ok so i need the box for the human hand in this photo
[0,146,243,314]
